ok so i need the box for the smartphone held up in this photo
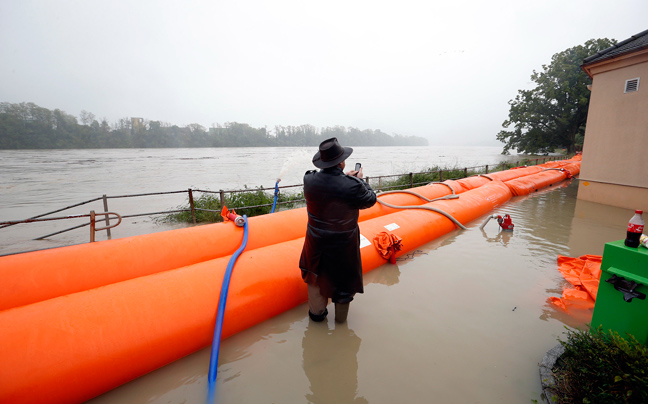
[353,163,362,178]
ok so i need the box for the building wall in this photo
[578,50,648,211]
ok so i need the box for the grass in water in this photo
[163,186,304,223]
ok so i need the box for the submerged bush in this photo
[549,326,648,404]
[163,186,304,223]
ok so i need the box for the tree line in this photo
[0,103,428,149]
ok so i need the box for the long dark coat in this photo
[299,166,377,303]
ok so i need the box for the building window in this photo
[624,77,640,93]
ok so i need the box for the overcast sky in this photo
[1,0,646,146]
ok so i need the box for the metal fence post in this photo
[102,194,112,240]
[90,210,96,242]
[188,189,196,224]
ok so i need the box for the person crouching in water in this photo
[299,138,377,323]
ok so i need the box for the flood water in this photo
[2,147,633,403]
[0,146,520,255]
[83,179,632,404]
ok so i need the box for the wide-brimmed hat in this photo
[312,137,353,169]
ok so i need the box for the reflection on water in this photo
[568,194,634,257]
[364,264,401,286]
[480,228,514,246]
[303,321,367,404]
[74,178,634,403]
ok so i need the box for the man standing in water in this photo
[299,138,377,323]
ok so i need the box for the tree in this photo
[79,110,96,126]
[497,38,616,154]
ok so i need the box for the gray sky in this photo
[1,0,646,146]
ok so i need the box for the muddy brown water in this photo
[84,179,634,404]
[0,146,521,255]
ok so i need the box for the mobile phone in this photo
[355,163,361,172]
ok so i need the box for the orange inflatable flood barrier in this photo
[0,181,513,404]
[0,159,580,403]
[0,160,579,312]
[0,182,470,311]
[505,169,570,196]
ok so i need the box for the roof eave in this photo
[582,28,648,66]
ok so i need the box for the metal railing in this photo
[0,186,306,242]
[365,157,560,192]
[0,211,122,242]
[0,155,561,242]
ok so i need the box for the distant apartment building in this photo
[578,29,648,211]
[131,117,144,133]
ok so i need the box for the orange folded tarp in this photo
[549,254,602,310]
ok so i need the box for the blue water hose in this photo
[271,180,279,213]
[207,215,249,396]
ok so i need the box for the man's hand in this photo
[346,167,363,179]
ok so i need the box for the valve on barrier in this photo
[221,206,246,227]
[480,214,514,232]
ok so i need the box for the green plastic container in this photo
[591,240,648,345]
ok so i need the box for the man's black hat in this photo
[312,137,353,169]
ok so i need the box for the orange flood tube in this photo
[0,182,461,311]
[0,160,579,311]
[0,161,580,311]
[504,169,569,196]
[0,181,513,404]
[487,166,543,181]
[0,210,299,311]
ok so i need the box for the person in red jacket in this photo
[299,138,377,323]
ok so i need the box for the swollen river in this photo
[0,146,519,254]
[0,147,632,403]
